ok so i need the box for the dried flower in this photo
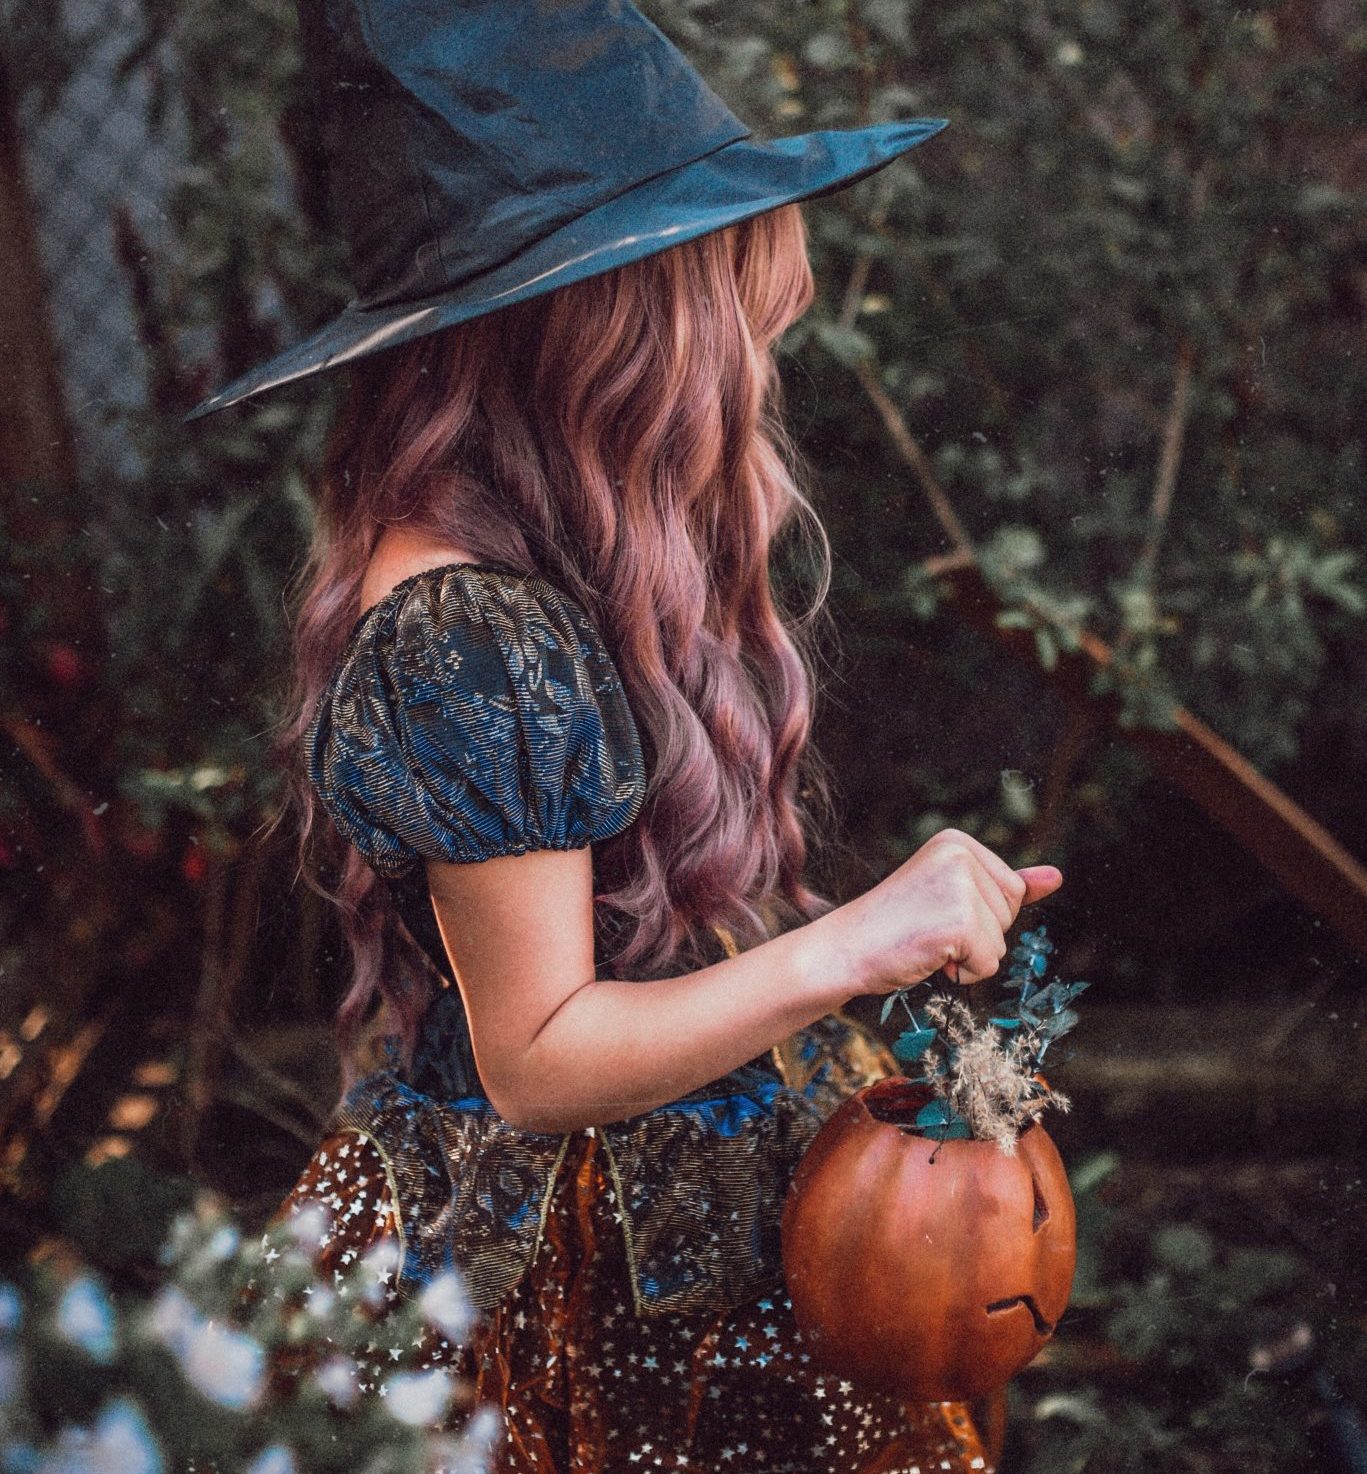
[883,923,1086,1154]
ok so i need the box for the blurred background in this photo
[0,0,1363,1468]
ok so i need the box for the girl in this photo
[271,198,1061,1472]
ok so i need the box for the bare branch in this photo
[853,356,976,556]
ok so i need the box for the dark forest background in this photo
[0,1,1363,1468]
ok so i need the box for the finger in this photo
[944,830,1028,916]
[1017,865,1064,906]
[953,897,1007,987]
[964,852,1016,934]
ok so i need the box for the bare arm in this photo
[426,829,1063,1132]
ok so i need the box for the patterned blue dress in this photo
[277,561,997,1473]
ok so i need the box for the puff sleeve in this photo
[304,564,647,876]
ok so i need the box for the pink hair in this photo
[275,202,838,1088]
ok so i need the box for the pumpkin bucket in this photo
[780,1076,1076,1403]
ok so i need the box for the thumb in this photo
[1016,864,1063,905]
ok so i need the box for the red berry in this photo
[45,642,84,687]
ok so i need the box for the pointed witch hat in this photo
[186,0,948,421]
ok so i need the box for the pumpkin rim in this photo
[852,1074,1053,1153]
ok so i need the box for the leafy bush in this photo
[0,1189,497,1474]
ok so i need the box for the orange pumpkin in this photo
[780,1076,1076,1402]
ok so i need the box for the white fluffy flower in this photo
[243,1445,296,1474]
[361,1236,401,1278]
[305,1284,337,1318]
[432,1405,505,1474]
[359,1236,402,1308]
[54,1275,116,1364]
[144,1286,199,1358]
[419,1271,476,1342]
[180,1319,264,1410]
[203,1224,241,1263]
[384,1367,454,1427]
[43,1397,164,1474]
[315,1354,360,1410]
[283,1201,332,1253]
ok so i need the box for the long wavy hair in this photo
[277,201,839,1085]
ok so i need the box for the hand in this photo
[833,828,1063,995]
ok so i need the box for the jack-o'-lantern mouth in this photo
[985,1294,1055,1337]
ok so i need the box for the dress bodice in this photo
[300,559,892,1318]
[304,559,781,1100]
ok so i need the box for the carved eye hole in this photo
[1031,1171,1050,1232]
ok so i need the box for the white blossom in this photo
[419,1271,476,1342]
[305,1284,337,1318]
[243,1445,296,1474]
[41,1397,163,1474]
[54,1276,116,1365]
[144,1286,199,1358]
[180,1319,264,1410]
[384,1367,454,1427]
[361,1237,401,1278]
[431,1405,504,1474]
[283,1201,332,1253]
[203,1224,241,1263]
[315,1354,360,1410]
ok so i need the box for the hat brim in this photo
[185,117,948,422]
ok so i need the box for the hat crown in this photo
[301,0,753,308]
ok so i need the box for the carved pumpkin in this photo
[780,1077,1076,1402]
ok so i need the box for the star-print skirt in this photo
[274,1121,1003,1474]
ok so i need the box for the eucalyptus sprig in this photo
[878,924,1090,1153]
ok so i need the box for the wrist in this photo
[789,902,866,1014]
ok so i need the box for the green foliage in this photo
[644,0,1365,837]
[1007,1151,1356,1472]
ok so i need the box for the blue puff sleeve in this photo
[304,563,648,875]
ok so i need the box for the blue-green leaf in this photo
[880,994,897,1025]
[915,1100,971,1139]
[893,1028,937,1063]
[1042,1007,1080,1038]
[989,1017,1022,1030]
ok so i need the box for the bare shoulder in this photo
[359,528,481,616]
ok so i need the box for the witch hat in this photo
[186,0,948,421]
